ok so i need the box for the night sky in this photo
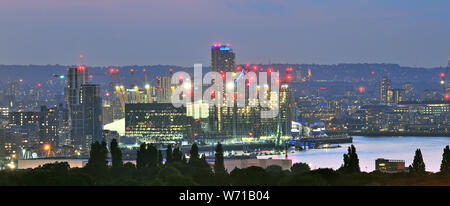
[1,0,450,67]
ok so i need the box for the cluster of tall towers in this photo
[202,43,293,140]
[379,77,405,104]
[64,65,102,150]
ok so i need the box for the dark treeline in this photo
[2,142,450,186]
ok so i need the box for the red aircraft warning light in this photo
[445,93,450,100]
[77,65,86,71]
[440,73,446,78]
[286,67,293,73]
[268,67,274,74]
[109,68,115,74]
[37,83,42,87]
[286,74,293,81]
[358,86,365,93]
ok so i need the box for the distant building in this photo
[211,43,235,73]
[402,82,415,100]
[80,84,103,148]
[0,106,9,119]
[6,111,40,147]
[102,129,120,146]
[65,66,89,149]
[375,158,406,173]
[8,111,39,126]
[64,66,103,149]
[387,89,405,104]
[38,104,68,146]
[379,77,391,103]
[125,103,192,143]
[156,76,172,103]
[395,101,450,115]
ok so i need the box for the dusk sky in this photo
[1,0,450,67]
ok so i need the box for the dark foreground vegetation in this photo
[2,140,450,186]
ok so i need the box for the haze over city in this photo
[4,1,450,201]
[1,0,450,67]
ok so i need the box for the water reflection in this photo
[261,136,450,172]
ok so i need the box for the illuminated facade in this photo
[375,158,406,173]
[80,84,103,148]
[379,77,391,103]
[157,76,172,103]
[211,43,235,73]
[65,66,88,148]
[38,104,68,146]
[125,103,192,143]
[195,44,293,143]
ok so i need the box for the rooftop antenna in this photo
[79,54,85,65]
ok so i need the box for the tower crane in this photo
[441,58,450,100]
[110,68,126,111]
[116,70,128,104]
[130,68,141,103]
[143,68,152,103]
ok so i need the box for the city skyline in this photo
[1,0,450,67]
[4,1,450,191]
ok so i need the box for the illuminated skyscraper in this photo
[65,65,88,148]
[387,89,405,104]
[65,66,88,105]
[80,84,103,148]
[65,66,103,149]
[379,77,391,103]
[157,76,172,103]
[211,43,235,73]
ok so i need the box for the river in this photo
[261,136,450,172]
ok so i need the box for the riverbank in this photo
[265,136,450,172]
[349,131,450,137]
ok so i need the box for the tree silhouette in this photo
[341,144,360,173]
[172,147,182,162]
[148,144,158,167]
[440,145,450,174]
[291,162,311,174]
[85,141,108,174]
[166,144,173,163]
[410,149,426,174]
[110,139,123,169]
[136,143,146,170]
[214,142,226,174]
[136,143,158,170]
[190,142,199,160]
